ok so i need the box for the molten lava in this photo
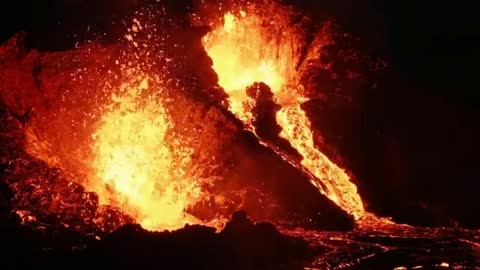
[203,9,368,221]
[0,2,388,232]
[202,10,300,123]
[16,17,213,231]
[90,77,202,231]
[276,105,364,219]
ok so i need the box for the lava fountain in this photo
[17,17,211,231]
[90,76,202,231]
[3,1,380,232]
[202,6,370,221]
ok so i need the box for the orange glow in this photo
[203,9,369,221]
[21,18,211,231]
[203,11,300,123]
[276,105,365,219]
[89,76,203,231]
[11,4,389,231]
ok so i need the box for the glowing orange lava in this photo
[202,10,300,123]
[90,76,203,231]
[21,17,211,231]
[203,9,369,221]
[13,4,388,231]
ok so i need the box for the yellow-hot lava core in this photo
[202,11,300,123]
[90,77,202,231]
[203,10,369,221]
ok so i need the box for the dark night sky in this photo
[290,0,480,105]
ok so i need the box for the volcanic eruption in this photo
[0,0,479,269]
[1,0,369,232]
[202,7,367,220]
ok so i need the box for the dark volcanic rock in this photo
[85,211,309,270]
[246,82,302,159]
[0,211,310,270]
[246,82,283,140]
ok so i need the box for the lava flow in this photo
[202,7,369,221]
